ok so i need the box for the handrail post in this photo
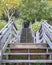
[30,22,35,43]
[0,50,3,65]
[0,37,2,50]
[36,31,40,43]
[0,51,2,65]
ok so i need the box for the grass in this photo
[9,55,28,60]
[0,20,7,30]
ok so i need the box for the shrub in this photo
[14,18,24,30]
[32,22,42,33]
[0,20,7,30]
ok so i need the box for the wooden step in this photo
[20,28,34,43]
[2,60,52,63]
[9,43,48,49]
[3,52,52,55]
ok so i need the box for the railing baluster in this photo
[36,31,39,43]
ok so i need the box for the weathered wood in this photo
[3,53,52,55]
[43,21,52,30]
[36,31,40,43]
[1,29,10,41]
[43,26,52,40]
[2,34,12,52]
[2,60,52,63]
[44,33,52,49]
[0,50,2,65]
[0,21,52,64]
[43,22,52,33]
[9,43,47,49]
[12,25,17,34]
[28,49,30,65]
[39,38,43,43]
[39,32,43,39]
[7,47,51,50]
[0,21,18,48]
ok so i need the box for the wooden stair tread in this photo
[10,43,47,49]
[2,60,52,63]
[3,52,52,55]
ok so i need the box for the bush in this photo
[14,18,24,30]
[32,22,41,33]
[0,20,7,30]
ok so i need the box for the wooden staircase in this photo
[20,28,34,43]
[0,21,52,65]
[2,43,52,65]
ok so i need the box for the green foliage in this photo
[48,0,52,6]
[31,56,44,65]
[32,22,41,33]
[19,0,52,22]
[0,20,7,30]
[0,0,21,21]
[14,18,24,30]
[9,55,27,60]
[19,0,35,22]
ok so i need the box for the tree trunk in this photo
[35,18,37,22]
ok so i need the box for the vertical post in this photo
[26,28,27,43]
[49,55,52,60]
[28,49,30,65]
[0,32,5,50]
[0,34,2,65]
[46,48,48,53]
[0,33,1,49]
[0,51,2,65]
[36,31,39,43]
[6,54,9,65]
[34,36,35,44]
[0,50,3,65]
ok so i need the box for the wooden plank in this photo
[36,31,40,43]
[39,38,43,43]
[7,43,50,49]
[1,29,10,44]
[3,53,52,55]
[12,25,17,34]
[0,50,2,65]
[43,22,52,33]
[2,34,12,52]
[44,33,52,49]
[39,32,43,39]
[9,44,47,49]
[2,60,52,63]
[43,25,52,40]
[7,47,51,50]
[43,21,52,30]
